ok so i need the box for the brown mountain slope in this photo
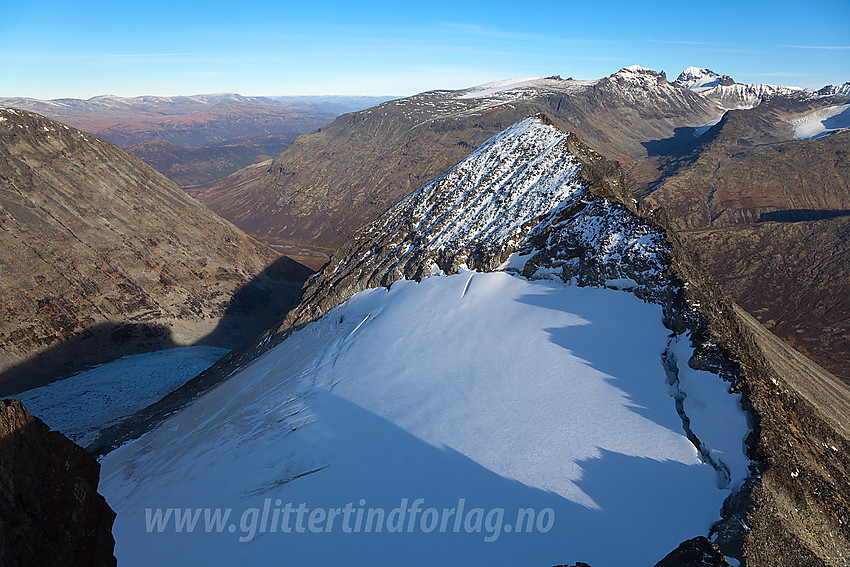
[640,99,850,230]
[189,68,719,250]
[639,99,850,380]
[126,135,293,189]
[682,214,850,381]
[0,107,311,395]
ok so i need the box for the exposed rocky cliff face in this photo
[0,107,311,394]
[0,398,116,566]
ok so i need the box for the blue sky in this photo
[1,0,848,98]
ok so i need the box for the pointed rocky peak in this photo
[675,66,736,92]
[321,116,588,281]
[278,115,672,331]
[595,65,716,109]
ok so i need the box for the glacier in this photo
[100,273,749,566]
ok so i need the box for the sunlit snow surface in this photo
[456,77,542,99]
[101,272,749,566]
[17,346,228,446]
[791,104,850,140]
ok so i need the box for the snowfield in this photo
[17,346,228,447]
[100,271,749,566]
[791,103,850,139]
[456,77,542,99]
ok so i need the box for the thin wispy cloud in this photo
[648,39,715,46]
[783,45,850,50]
[742,72,810,77]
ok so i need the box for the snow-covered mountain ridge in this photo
[275,115,676,330]
[100,117,754,565]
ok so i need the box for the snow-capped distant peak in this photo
[675,67,733,92]
[622,64,656,73]
[675,66,808,109]
[609,65,668,83]
[610,65,666,82]
[810,82,850,96]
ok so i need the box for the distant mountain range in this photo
[0,93,393,188]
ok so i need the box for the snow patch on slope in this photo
[791,103,850,139]
[416,118,583,251]
[457,77,542,99]
[17,346,228,446]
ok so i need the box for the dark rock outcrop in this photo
[654,536,731,567]
[0,398,116,566]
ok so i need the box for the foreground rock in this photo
[654,537,731,567]
[0,399,116,566]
